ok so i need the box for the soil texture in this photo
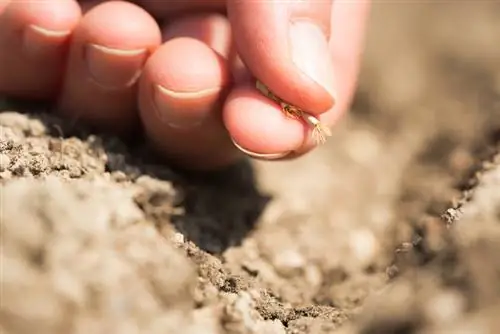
[1,2,500,334]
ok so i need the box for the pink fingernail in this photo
[153,85,221,129]
[85,44,147,90]
[23,25,70,57]
[289,21,337,104]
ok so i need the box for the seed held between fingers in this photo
[255,80,332,145]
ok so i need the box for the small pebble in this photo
[272,249,306,277]
[349,229,379,267]
[425,290,466,324]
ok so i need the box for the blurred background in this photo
[248,0,500,312]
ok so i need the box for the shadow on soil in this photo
[0,100,272,255]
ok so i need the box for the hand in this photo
[0,0,370,170]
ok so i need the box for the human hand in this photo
[0,0,370,170]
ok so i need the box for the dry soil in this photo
[1,2,500,334]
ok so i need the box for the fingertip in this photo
[162,13,232,58]
[139,37,230,128]
[78,1,161,51]
[141,37,229,95]
[56,0,161,132]
[3,0,81,31]
[1,0,82,56]
[138,37,237,169]
[0,0,81,98]
[223,85,306,155]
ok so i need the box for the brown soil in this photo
[1,2,500,334]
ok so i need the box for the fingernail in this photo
[289,21,337,103]
[24,25,71,56]
[153,85,221,129]
[231,138,291,160]
[85,44,147,89]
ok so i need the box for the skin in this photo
[0,0,371,170]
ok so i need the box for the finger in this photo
[161,12,232,58]
[56,0,161,134]
[225,0,371,159]
[0,0,81,99]
[224,84,305,159]
[139,15,237,170]
[227,0,336,115]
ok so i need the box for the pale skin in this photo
[0,0,370,170]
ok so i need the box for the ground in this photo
[1,2,500,334]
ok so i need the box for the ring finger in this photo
[138,13,239,170]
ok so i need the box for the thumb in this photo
[227,0,336,115]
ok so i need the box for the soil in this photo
[1,2,500,334]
